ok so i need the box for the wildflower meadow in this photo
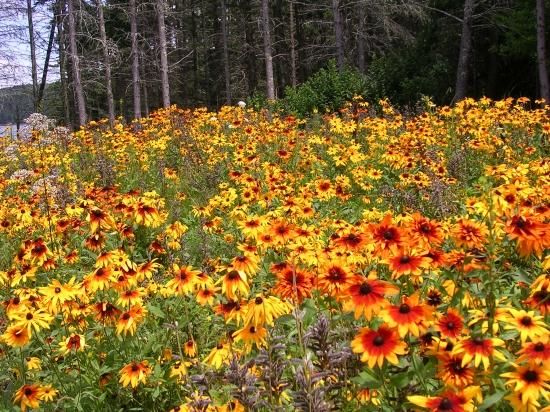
[0,97,549,411]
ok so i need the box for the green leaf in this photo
[478,391,506,411]
[351,370,382,389]
[147,304,165,319]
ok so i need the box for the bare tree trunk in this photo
[157,0,170,108]
[67,0,87,126]
[289,0,297,87]
[453,0,474,103]
[56,0,71,126]
[357,2,366,73]
[261,0,275,99]
[130,0,141,119]
[241,0,257,95]
[37,20,56,111]
[220,0,232,104]
[26,0,39,110]
[140,52,150,117]
[96,0,115,127]
[332,0,345,72]
[537,0,550,103]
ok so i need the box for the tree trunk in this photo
[129,0,141,119]
[357,2,366,73]
[332,0,345,72]
[261,0,275,99]
[96,0,115,126]
[453,0,474,103]
[37,19,56,111]
[537,0,550,103]
[67,0,87,127]
[26,0,39,111]
[56,0,71,127]
[220,0,231,104]
[289,0,297,87]
[140,52,150,117]
[157,0,170,108]
[241,0,257,95]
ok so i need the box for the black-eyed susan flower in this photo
[1,324,30,347]
[504,309,548,342]
[165,264,201,296]
[351,325,407,368]
[118,360,151,388]
[184,339,197,357]
[502,364,550,405]
[452,336,506,370]
[435,309,465,341]
[59,333,86,355]
[233,324,267,352]
[203,342,232,369]
[218,269,249,300]
[13,383,44,412]
[243,294,292,327]
[381,293,433,337]
[407,386,480,411]
[518,339,550,365]
[342,274,398,320]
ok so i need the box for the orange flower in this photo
[369,214,404,257]
[351,325,407,368]
[385,249,430,279]
[435,309,465,341]
[381,293,433,337]
[505,213,548,257]
[119,360,151,388]
[518,340,550,365]
[436,353,475,388]
[452,336,506,370]
[408,213,444,247]
[13,384,44,411]
[451,218,488,249]
[271,264,312,302]
[343,274,398,320]
[317,261,353,296]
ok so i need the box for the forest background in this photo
[0,0,547,128]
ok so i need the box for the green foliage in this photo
[279,61,367,117]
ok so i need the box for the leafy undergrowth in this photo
[0,97,549,411]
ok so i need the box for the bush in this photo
[279,60,367,117]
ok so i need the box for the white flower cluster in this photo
[9,169,34,181]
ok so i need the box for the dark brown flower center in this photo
[26,313,33,320]
[383,230,395,240]
[439,398,453,410]
[446,321,456,330]
[523,370,539,383]
[521,316,533,326]
[420,223,432,233]
[255,297,263,305]
[24,387,33,396]
[400,256,411,264]
[54,287,61,294]
[473,337,484,345]
[373,335,385,346]
[359,283,372,295]
[399,303,411,314]
[534,342,545,352]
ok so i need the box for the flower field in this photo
[0,97,549,411]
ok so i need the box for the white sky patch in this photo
[0,1,59,88]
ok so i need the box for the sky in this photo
[0,1,59,89]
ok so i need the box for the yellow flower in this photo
[119,360,151,388]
